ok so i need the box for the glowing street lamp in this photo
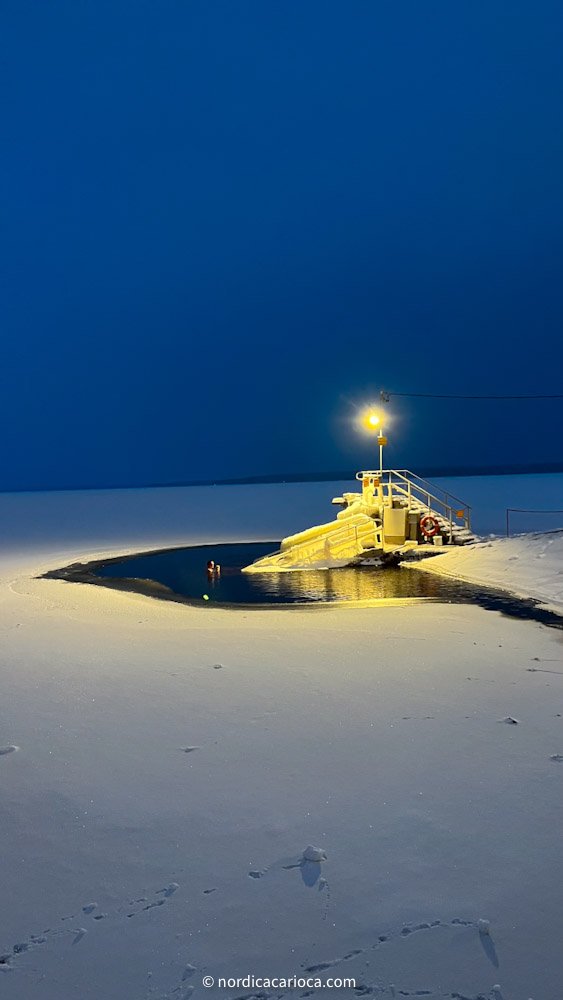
[362,408,388,475]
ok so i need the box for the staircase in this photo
[361,469,474,546]
[395,495,475,545]
[243,469,474,573]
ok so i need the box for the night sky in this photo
[2,1,562,490]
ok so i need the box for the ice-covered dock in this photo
[243,469,474,572]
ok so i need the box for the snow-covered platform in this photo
[243,469,474,573]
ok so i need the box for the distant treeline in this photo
[3,462,563,494]
[173,462,563,487]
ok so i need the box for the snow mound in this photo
[409,530,563,611]
[302,845,327,863]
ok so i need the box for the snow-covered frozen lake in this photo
[1,475,562,1000]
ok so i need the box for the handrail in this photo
[249,514,382,567]
[356,469,472,533]
[506,507,563,537]
[393,470,464,509]
[357,469,470,511]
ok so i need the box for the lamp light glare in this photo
[362,410,382,431]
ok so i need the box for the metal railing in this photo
[327,518,383,558]
[356,469,472,542]
[248,515,383,568]
[506,508,563,537]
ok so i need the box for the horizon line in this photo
[2,462,563,496]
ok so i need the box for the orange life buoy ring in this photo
[420,514,440,538]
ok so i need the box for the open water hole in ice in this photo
[83,541,563,627]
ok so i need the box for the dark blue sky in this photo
[2,1,562,490]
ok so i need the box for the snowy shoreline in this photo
[1,479,563,1000]
[1,472,562,611]
[408,529,563,614]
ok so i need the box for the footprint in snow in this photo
[550,754,563,762]
[125,883,180,917]
[179,746,200,754]
[499,716,519,725]
[157,882,179,898]
[141,900,165,912]
[2,932,52,970]
[0,745,19,755]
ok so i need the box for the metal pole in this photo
[506,509,510,537]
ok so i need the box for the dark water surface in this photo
[94,541,451,604]
[83,542,563,628]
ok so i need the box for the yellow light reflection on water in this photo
[246,565,448,605]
